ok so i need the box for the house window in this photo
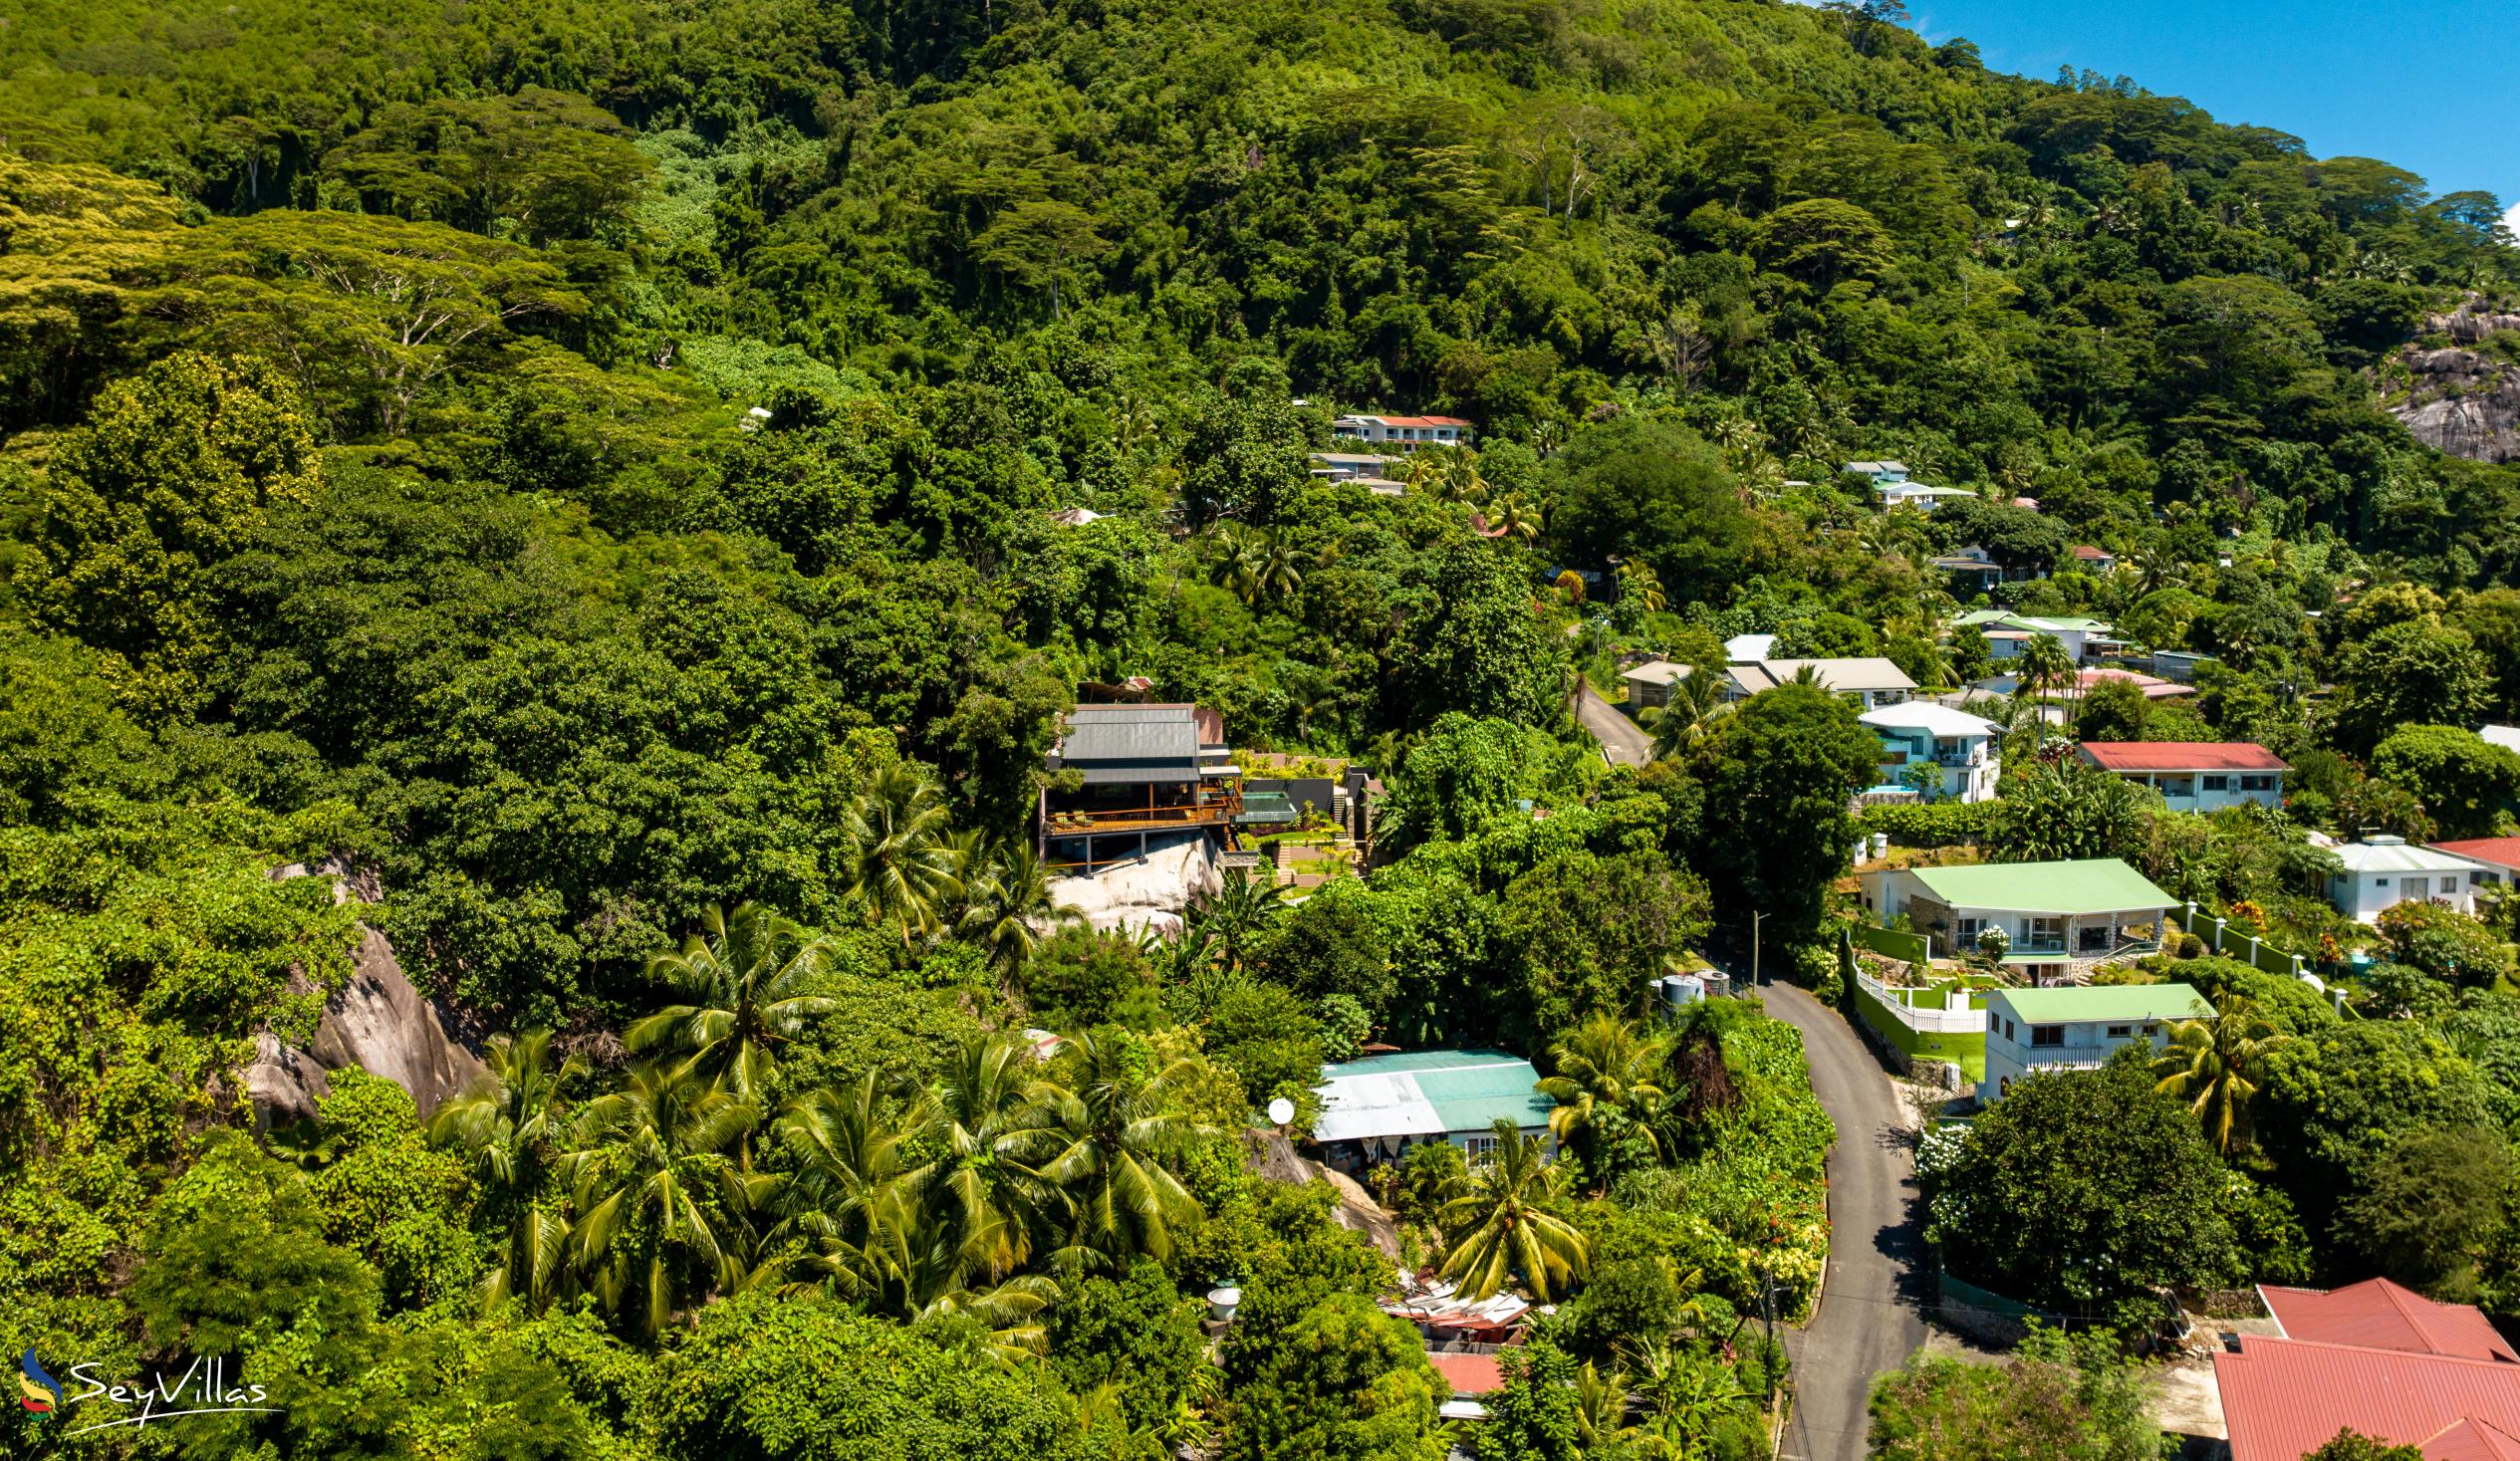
[2142,1024,2158,1036]
[2375,877,2391,888]
[2003,1019,2016,1041]
[2030,1026,2064,1049]
[2201,775,2230,792]
[1956,917,1984,943]
[2241,775,2275,792]
[2106,1024,2133,1038]
[1463,1134,1498,1158]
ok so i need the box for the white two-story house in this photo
[1331,414,1472,451]
[2077,742,2290,812]
[1979,983,2211,1105]
[1861,702,2000,803]
[1865,857,2177,980]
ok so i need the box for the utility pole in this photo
[1751,908,1765,989]
[1759,1265,1778,1406]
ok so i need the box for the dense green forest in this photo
[6,0,2520,1454]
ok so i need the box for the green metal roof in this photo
[1317,1050,1553,1137]
[1908,857,2174,915]
[1989,983,2211,1025]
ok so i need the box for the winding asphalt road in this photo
[1758,982,1930,1461]
[1570,680,1652,767]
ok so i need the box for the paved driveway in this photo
[1571,680,1652,767]
[1758,982,1930,1461]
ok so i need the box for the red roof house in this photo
[2262,1279,2520,1362]
[2431,838,2520,876]
[1426,1350,1505,1397]
[2217,1338,2520,1461]
[2079,742,2293,773]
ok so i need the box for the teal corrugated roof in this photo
[1325,1049,1529,1078]
[1319,1050,1551,1135]
[1908,858,2174,915]
[1991,983,2210,1025]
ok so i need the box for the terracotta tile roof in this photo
[2079,741,2291,772]
[2217,1338,2520,1461]
[1426,1350,1504,1396]
[2071,544,2115,560]
[2432,838,2520,872]
[2262,1279,2520,1361]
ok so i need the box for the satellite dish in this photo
[1266,1096,1296,1126]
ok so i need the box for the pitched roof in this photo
[2079,742,2292,773]
[2486,726,2520,756]
[1426,1351,1505,1397]
[1622,659,1689,687]
[1906,857,2176,915]
[1988,982,2209,1025]
[2074,668,2192,699]
[2071,544,2115,561]
[1861,702,1997,737]
[2262,1279,2520,1362]
[1722,633,1778,662]
[1740,657,1917,694]
[2334,838,2490,875]
[2425,1417,2520,1461]
[2216,1337,2520,1461]
[2434,838,2520,871]
[1313,1051,1553,1143]
[1050,703,1202,780]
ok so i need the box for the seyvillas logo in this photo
[19,1352,60,1414]
[16,1352,280,1435]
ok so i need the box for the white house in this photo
[1331,414,1472,450]
[1979,983,2210,1105]
[2327,837,2489,922]
[1722,632,1778,663]
[2077,742,2290,811]
[2069,545,2119,573]
[2483,725,2520,756]
[1845,459,1910,484]
[1951,609,2113,662]
[1722,657,1916,709]
[1862,702,2000,803]
[1866,857,2177,979]
[1877,481,1979,513]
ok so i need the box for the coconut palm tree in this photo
[1648,671,1735,761]
[957,841,1084,973]
[841,763,963,944]
[911,1033,1071,1268]
[1537,1014,1669,1190]
[813,1181,1062,1360]
[1188,867,1288,971]
[564,1063,761,1339]
[429,1029,583,1314]
[1616,558,1667,614]
[1037,1032,1213,1268]
[1482,493,1546,543]
[1435,1120,1590,1302]
[628,902,837,1104]
[1631,1344,1754,1458]
[2013,632,2079,721]
[2151,994,2286,1156]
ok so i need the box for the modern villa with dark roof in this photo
[1038,702,1282,872]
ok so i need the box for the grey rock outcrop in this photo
[243,859,485,1128]
[2386,300,2520,464]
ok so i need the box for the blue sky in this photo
[1900,1,2520,233]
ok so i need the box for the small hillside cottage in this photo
[1861,702,2000,803]
[1979,983,2210,1105]
[2326,837,2488,922]
[1620,659,1689,712]
[2077,742,2290,811]
[1310,1050,1554,1173]
[1722,657,1916,709]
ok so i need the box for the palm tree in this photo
[1537,1014,1668,1190]
[1630,1345,1754,1458]
[1037,1032,1213,1267]
[957,841,1084,973]
[841,763,963,944]
[1482,493,1546,543]
[628,902,837,1104]
[564,1064,761,1339]
[429,1029,583,1313]
[2151,995,2286,1156]
[1648,671,1735,760]
[1188,867,1288,971]
[912,1033,1071,1268]
[1435,1120,1590,1302]
[2012,632,2079,722]
[1617,559,1667,614]
[811,1180,1061,1360]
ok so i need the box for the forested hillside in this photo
[5,0,2520,1454]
